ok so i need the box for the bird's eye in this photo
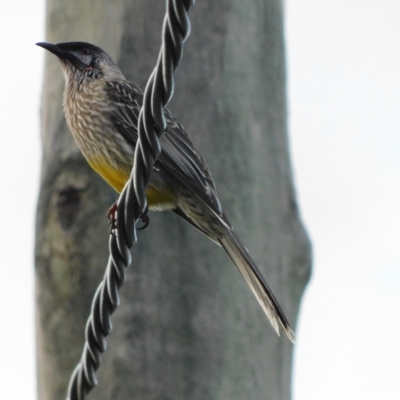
[81,49,90,55]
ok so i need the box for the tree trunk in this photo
[35,1,311,399]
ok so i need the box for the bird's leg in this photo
[107,202,118,234]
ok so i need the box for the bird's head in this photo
[36,41,124,85]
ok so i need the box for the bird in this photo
[37,41,295,342]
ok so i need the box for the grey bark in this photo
[35,1,311,400]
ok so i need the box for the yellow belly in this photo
[89,160,176,209]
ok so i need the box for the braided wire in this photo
[66,1,195,399]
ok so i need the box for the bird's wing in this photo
[104,80,229,226]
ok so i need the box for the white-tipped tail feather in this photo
[219,229,295,343]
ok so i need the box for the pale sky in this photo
[0,1,399,399]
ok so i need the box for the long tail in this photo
[219,229,295,343]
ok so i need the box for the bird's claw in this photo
[108,202,118,236]
[136,214,150,230]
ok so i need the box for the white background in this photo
[0,1,399,399]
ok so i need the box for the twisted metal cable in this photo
[66,1,195,399]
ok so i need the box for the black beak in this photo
[36,42,87,70]
[36,42,67,57]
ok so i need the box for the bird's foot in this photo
[107,202,118,235]
[108,203,149,233]
[136,214,150,230]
